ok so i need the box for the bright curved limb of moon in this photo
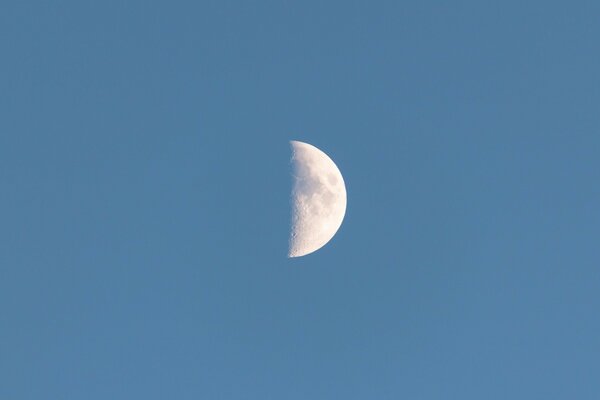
[289,140,347,258]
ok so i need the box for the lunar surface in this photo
[289,140,347,258]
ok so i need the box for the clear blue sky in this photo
[2,1,599,399]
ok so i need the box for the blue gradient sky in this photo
[2,1,600,399]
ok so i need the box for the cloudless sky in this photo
[2,1,599,399]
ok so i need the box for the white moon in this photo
[289,140,347,258]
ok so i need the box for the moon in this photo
[289,140,347,258]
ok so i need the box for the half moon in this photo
[289,140,347,258]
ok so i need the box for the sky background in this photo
[2,1,600,399]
